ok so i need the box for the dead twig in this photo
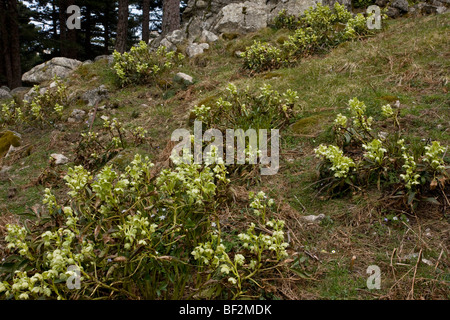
[407,248,423,300]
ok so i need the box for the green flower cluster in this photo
[363,139,387,167]
[243,3,379,72]
[112,41,184,87]
[347,97,373,132]
[314,144,355,178]
[318,98,449,199]
[0,76,67,127]
[191,192,289,299]
[423,141,446,173]
[1,203,93,299]
[398,139,421,190]
[191,83,297,131]
[118,211,158,250]
[249,190,275,223]
[271,9,299,30]
[241,41,283,73]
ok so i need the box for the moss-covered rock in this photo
[0,130,22,158]
[291,115,327,135]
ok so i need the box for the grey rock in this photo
[196,0,208,9]
[1,86,10,92]
[160,38,177,52]
[70,109,86,122]
[375,0,388,6]
[200,30,219,43]
[22,57,82,84]
[0,166,12,174]
[10,87,30,95]
[183,0,320,38]
[23,86,48,102]
[174,72,194,85]
[81,85,109,107]
[436,6,447,14]
[51,153,69,165]
[301,214,326,223]
[186,43,209,57]
[166,29,186,45]
[391,0,409,12]
[214,1,269,34]
[0,88,13,101]
[268,0,322,22]
[94,55,114,64]
[83,60,93,65]
[235,50,244,58]
[386,6,401,18]
[421,4,445,14]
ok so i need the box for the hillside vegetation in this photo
[0,10,449,300]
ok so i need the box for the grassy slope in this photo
[1,13,449,299]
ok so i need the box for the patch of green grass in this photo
[317,260,368,300]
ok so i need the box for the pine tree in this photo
[115,0,129,53]
[161,0,180,36]
[0,0,22,89]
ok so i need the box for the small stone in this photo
[173,72,194,85]
[81,85,109,107]
[51,153,69,165]
[301,214,326,223]
[0,166,11,174]
[200,30,219,43]
[69,109,86,122]
[186,43,209,58]
[235,51,244,58]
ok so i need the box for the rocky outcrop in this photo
[22,57,82,84]
[383,0,448,18]
[153,0,340,56]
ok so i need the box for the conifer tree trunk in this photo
[142,0,150,43]
[161,0,180,36]
[115,0,129,53]
[0,0,21,89]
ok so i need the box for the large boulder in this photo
[213,1,269,34]
[269,0,328,22]
[182,0,327,39]
[22,57,82,84]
